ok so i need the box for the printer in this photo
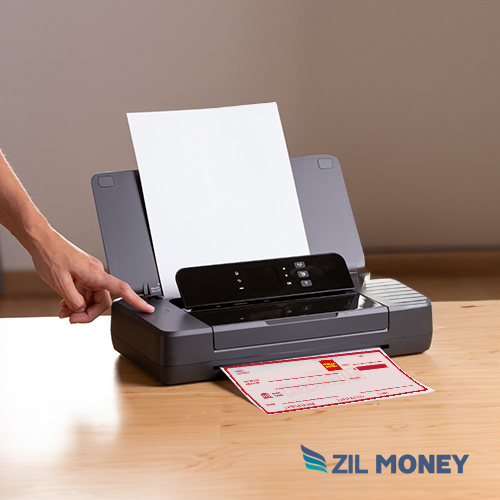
[92,155,432,385]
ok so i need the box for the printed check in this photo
[222,349,433,414]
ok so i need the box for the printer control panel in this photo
[176,252,354,309]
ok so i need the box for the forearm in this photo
[1,149,154,321]
[0,150,52,252]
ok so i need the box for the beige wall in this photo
[1,0,499,271]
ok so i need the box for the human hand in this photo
[28,224,155,323]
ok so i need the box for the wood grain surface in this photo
[0,301,499,499]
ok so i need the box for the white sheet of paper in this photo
[127,103,309,297]
[222,349,433,414]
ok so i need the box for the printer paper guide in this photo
[221,348,434,415]
[127,103,310,298]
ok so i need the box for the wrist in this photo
[18,215,54,256]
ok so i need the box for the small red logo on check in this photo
[319,359,342,371]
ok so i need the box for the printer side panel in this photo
[92,171,162,296]
[111,298,217,385]
[360,279,433,355]
[291,155,365,271]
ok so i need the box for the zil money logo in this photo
[301,444,327,473]
[300,445,469,474]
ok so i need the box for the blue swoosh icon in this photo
[301,444,327,473]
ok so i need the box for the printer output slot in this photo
[211,345,391,371]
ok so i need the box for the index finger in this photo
[99,273,155,313]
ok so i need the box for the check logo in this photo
[301,445,327,473]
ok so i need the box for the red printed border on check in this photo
[221,348,433,415]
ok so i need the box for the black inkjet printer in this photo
[92,155,432,385]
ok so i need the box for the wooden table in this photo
[1,301,499,499]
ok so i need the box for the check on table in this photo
[222,348,433,414]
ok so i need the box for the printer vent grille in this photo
[364,279,429,306]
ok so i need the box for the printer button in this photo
[294,261,306,269]
[300,280,313,287]
[97,175,115,187]
[318,158,333,169]
[297,270,309,278]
